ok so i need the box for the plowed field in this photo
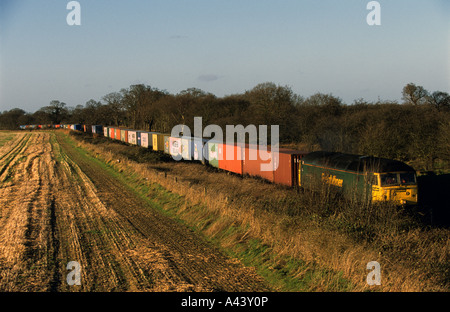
[0,131,269,292]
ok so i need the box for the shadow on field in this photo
[418,173,450,228]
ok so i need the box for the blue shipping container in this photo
[92,125,103,134]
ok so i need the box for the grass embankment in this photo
[67,130,449,292]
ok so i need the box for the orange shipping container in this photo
[218,143,243,175]
[243,144,274,182]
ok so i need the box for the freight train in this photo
[20,123,419,206]
[300,151,418,205]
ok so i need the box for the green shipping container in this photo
[121,129,127,142]
[164,135,170,154]
[207,141,220,168]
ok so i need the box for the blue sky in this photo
[0,0,449,112]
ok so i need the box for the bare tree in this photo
[427,91,450,112]
[41,100,68,124]
[102,92,124,126]
[402,83,429,105]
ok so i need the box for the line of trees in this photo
[1,82,449,170]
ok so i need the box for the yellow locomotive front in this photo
[371,171,418,205]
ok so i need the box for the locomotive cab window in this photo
[399,172,416,185]
[380,173,398,186]
[380,172,417,186]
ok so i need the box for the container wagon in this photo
[169,137,181,159]
[207,140,220,168]
[72,124,82,131]
[120,129,130,143]
[140,132,153,148]
[273,148,308,187]
[243,144,274,182]
[152,133,168,152]
[164,135,171,154]
[192,138,209,163]
[128,130,137,145]
[219,143,244,175]
[92,125,103,134]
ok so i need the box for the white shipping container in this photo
[128,131,137,145]
[193,138,208,161]
[141,132,149,148]
[180,137,193,160]
[169,137,181,159]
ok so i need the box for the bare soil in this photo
[0,131,269,292]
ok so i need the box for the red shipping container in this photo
[243,144,274,182]
[115,128,121,140]
[273,148,308,187]
[219,143,243,175]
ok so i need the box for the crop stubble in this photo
[0,132,268,291]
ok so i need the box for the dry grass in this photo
[71,131,449,292]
